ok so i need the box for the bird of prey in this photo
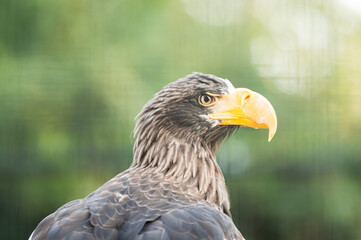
[30,73,277,240]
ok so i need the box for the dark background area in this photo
[1,0,361,239]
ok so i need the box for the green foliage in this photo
[1,0,361,239]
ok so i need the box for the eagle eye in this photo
[199,94,217,106]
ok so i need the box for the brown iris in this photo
[199,94,216,106]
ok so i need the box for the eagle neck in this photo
[131,130,230,214]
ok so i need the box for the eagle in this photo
[30,73,277,240]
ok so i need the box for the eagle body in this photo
[32,168,242,240]
[31,73,277,240]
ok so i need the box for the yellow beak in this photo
[208,88,277,142]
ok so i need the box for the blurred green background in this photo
[1,0,361,239]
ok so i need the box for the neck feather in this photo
[131,125,230,212]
